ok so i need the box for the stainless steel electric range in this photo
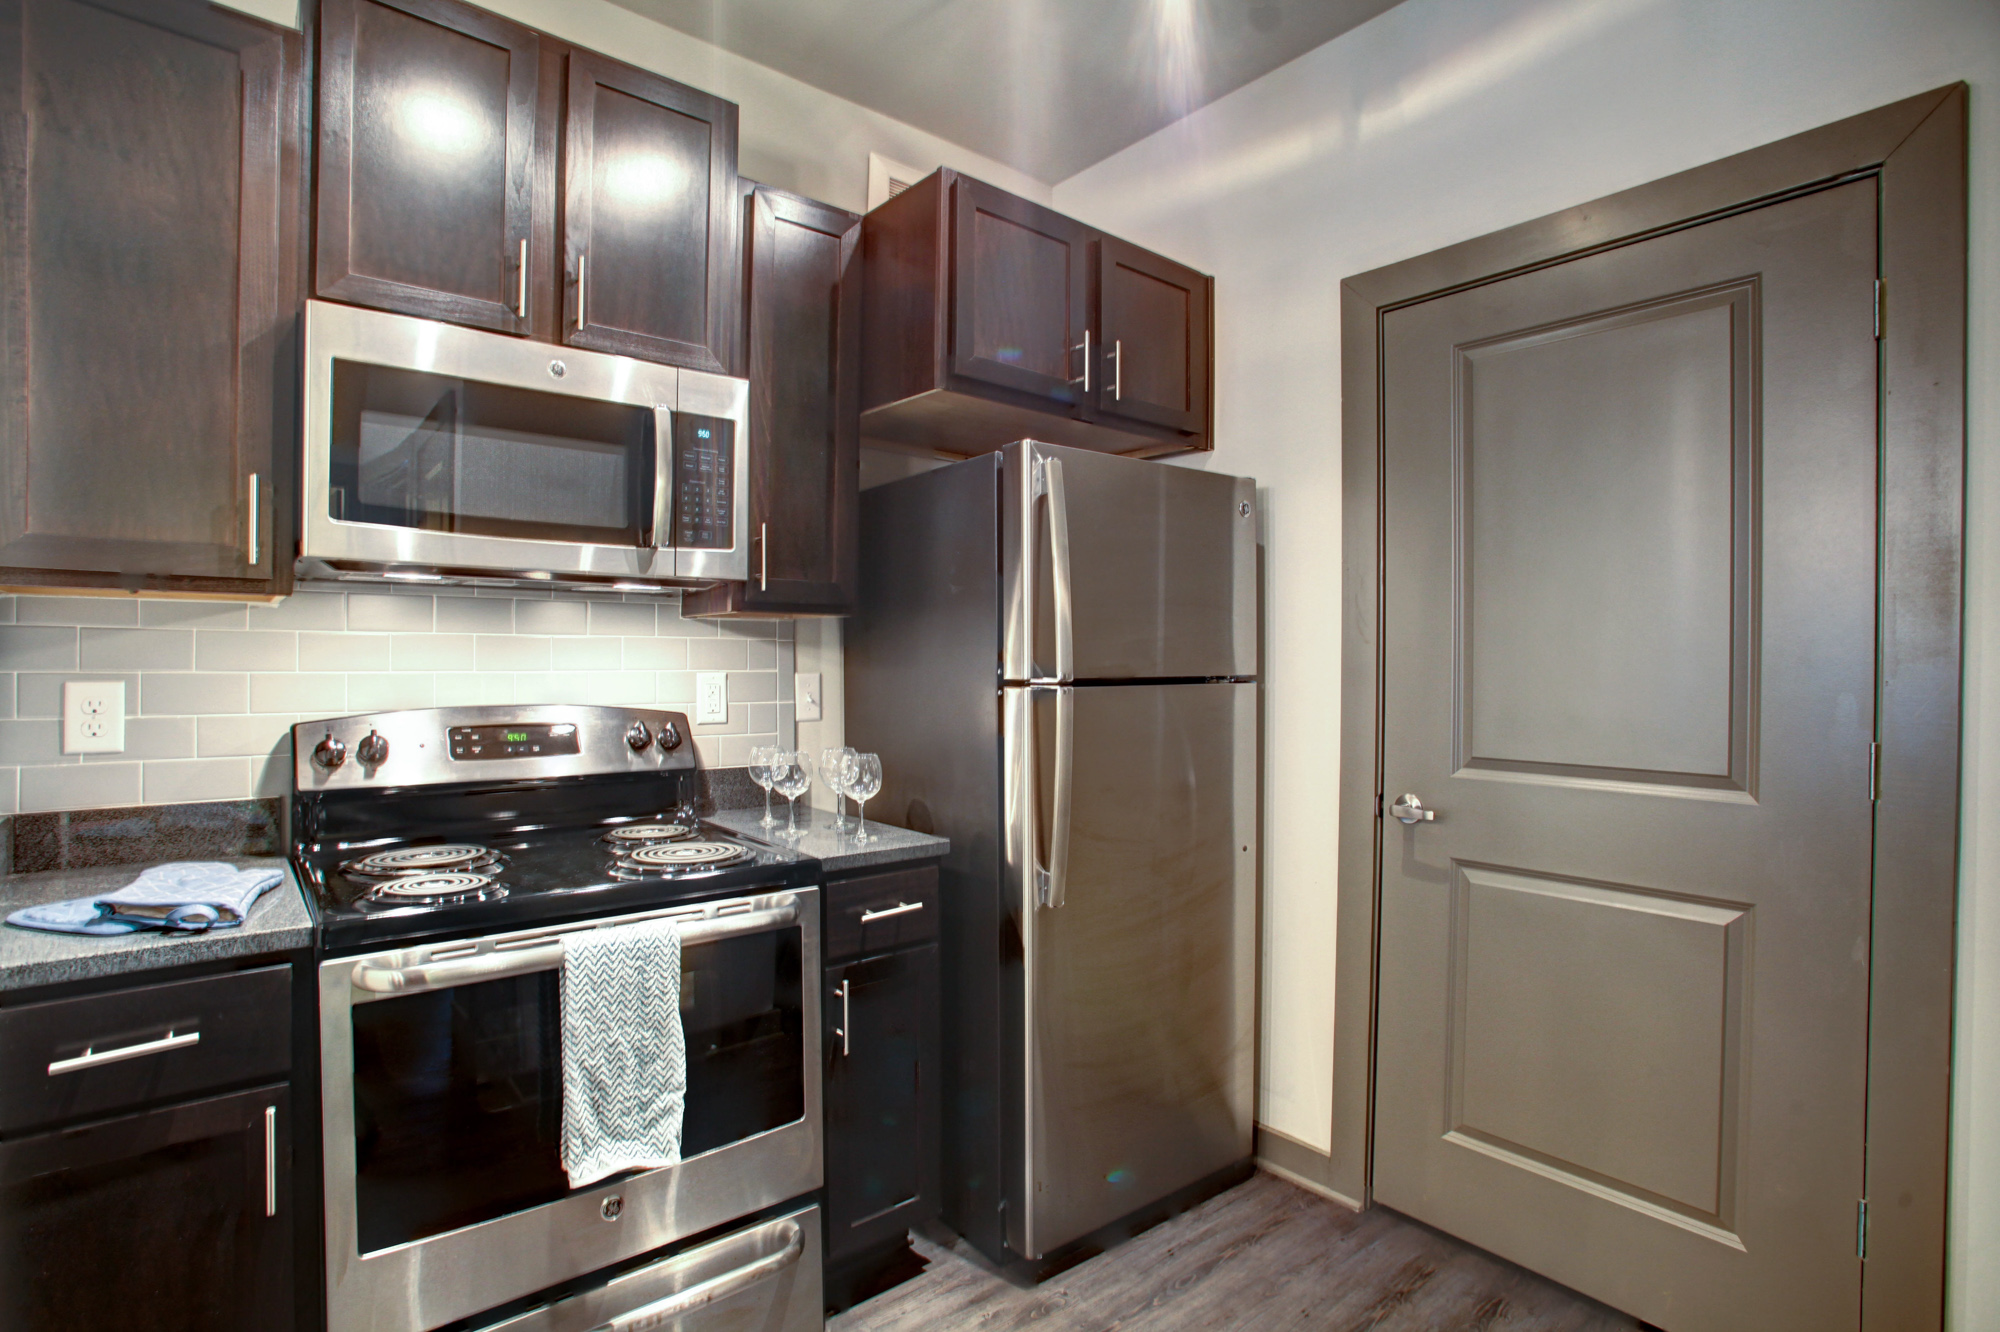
[292,705,822,1332]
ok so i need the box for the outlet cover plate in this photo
[695,672,728,725]
[62,680,126,754]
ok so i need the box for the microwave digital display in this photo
[447,723,581,760]
[673,413,735,550]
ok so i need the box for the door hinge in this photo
[1870,741,1882,801]
[1857,1197,1869,1259]
[1875,279,1886,339]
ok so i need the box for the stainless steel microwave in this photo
[299,300,749,591]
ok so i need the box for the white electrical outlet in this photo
[794,672,823,722]
[62,681,126,754]
[695,672,728,725]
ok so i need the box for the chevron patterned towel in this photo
[560,918,686,1189]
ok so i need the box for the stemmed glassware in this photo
[748,745,780,830]
[818,747,858,832]
[848,753,882,843]
[774,751,813,839]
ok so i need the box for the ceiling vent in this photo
[868,152,926,211]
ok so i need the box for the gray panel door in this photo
[1374,179,1878,1332]
[1002,442,1256,683]
[1005,680,1256,1258]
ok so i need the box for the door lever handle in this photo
[1390,794,1437,825]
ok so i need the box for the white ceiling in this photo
[606,0,1407,183]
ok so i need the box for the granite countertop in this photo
[0,858,313,992]
[708,805,948,875]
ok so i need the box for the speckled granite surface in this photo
[12,800,283,874]
[0,858,312,992]
[708,805,947,875]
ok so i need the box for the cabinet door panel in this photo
[0,1084,292,1331]
[0,0,297,584]
[1096,235,1209,435]
[563,50,737,371]
[317,0,537,333]
[949,178,1088,404]
[825,945,938,1261]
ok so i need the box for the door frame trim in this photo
[1334,85,1966,1330]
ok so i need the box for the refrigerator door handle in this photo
[1044,456,1074,684]
[1034,684,1074,909]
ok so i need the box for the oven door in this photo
[317,889,819,1332]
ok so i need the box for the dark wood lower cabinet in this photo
[0,1083,293,1331]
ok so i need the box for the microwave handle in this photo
[649,407,674,548]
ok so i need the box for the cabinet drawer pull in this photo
[517,238,529,319]
[834,978,850,1056]
[1112,338,1123,400]
[263,1104,278,1216]
[1070,329,1091,391]
[576,251,587,330]
[48,1028,200,1075]
[246,472,260,566]
[759,522,768,591]
[858,900,924,924]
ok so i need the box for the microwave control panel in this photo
[672,413,735,550]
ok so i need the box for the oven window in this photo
[327,360,655,545]
[349,929,803,1254]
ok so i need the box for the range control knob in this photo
[312,732,347,770]
[658,721,683,752]
[356,730,389,766]
[625,720,652,752]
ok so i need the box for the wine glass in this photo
[776,751,813,839]
[819,746,857,832]
[848,753,883,843]
[748,745,779,830]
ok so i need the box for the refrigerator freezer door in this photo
[1003,442,1257,683]
[1004,680,1257,1259]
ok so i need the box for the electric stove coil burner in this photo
[599,822,697,847]
[359,872,506,908]
[608,840,754,880]
[341,843,505,881]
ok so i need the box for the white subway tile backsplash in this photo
[1,589,786,812]
[587,602,654,636]
[0,626,80,671]
[143,757,252,804]
[248,673,343,714]
[347,594,431,632]
[18,596,138,626]
[391,634,475,671]
[82,628,193,671]
[21,762,140,812]
[145,673,250,716]
[195,630,298,671]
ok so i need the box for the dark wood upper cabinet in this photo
[860,169,1211,459]
[1094,235,1210,436]
[0,0,303,594]
[684,185,859,618]
[948,178,1089,406]
[316,0,539,334]
[562,51,738,371]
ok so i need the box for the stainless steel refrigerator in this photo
[846,439,1257,1272]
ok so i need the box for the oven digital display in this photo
[447,723,580,760]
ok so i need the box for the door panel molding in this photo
[1336,86,1965,1331]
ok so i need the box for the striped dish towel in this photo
[560,918,686,1189]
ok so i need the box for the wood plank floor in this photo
[830,1171,1643,1332]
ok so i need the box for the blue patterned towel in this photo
[560,918,686,1189]
[5,897,147,935]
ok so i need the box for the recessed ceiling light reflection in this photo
[397,90,486,157]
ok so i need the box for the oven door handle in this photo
[348,904,799,995]
[592,1218,803,1331]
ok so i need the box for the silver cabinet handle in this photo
[1390,793,1437,824]
[48,1028,200,1075]
[576,251,587,330]
[1069,328,1091,391]
[759,521,767,591]
[1042,454,1073,683]
[1112,338,1123,400]
[593,1219,803,1331]
[517,237,529,319]
[246,472,260,566]
[1034,683,1073,909]
[833,979,850,1056]
[350,903,798,995]
[859,900,923,923]
[263,1104,278,1217]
